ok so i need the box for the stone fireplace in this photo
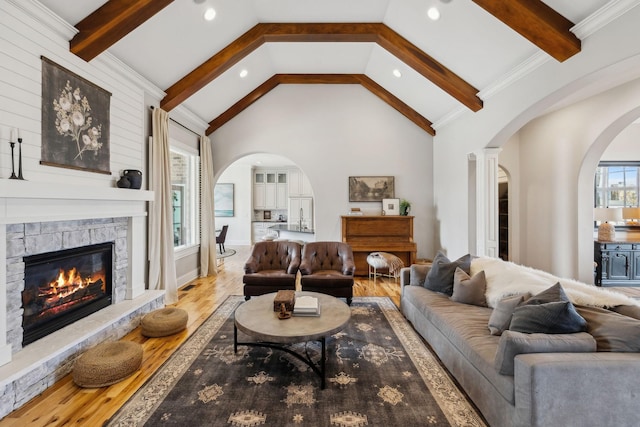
[0,180,164,418]
[21,240,114,346]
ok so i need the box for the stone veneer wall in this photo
[5,218,129,354]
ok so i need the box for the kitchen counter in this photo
[268,223,315,234]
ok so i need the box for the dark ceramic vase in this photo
[116,176,131,188]
[123,169,142,189]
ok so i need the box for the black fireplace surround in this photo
[21,242,113,346]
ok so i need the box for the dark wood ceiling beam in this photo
[71,0,174,61]
[472,0,580,62]
[206,74,435,136]
[162,23,482,113]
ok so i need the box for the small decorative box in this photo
[273,290,296,312]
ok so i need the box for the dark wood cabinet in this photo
[341,215,417,276]
[594,241,640,287]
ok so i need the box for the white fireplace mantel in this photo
[0,179,156,368]
[0,180,154,224]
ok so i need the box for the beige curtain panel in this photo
[149,107,178,304]
[200,133,217,276]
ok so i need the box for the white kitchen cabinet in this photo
[276,172,288,209]
[288,168,312,196]
[254,169,288,210]
[253,170,266,209]
[252,222,270,243]
[289,197,313,230]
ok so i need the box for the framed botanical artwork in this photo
[214,183,234,217]
[41,56,111,174]
[382,198,400,215]
[349,176,395,202]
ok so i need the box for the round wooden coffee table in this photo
[233,291,351,389]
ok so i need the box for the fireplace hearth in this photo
[22,242,113,346]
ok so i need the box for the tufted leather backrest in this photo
[244,241,302,274]
[299,241,356,276]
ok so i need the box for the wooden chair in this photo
[299,241,355,305]
[216,225,228,253]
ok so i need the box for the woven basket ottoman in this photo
[141,307,188,337]
[72,341,143,388]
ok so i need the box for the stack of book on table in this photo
[293,295,321,316]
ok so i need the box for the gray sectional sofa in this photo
[400,262,640,427]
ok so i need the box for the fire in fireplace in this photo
[22,242,113,346]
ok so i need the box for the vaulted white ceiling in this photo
[38,0,612,134]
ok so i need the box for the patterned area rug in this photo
[216,248,236,259]
[107,296,486,427]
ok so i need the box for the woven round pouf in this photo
[72,341,143,388]
[141,307,188,337]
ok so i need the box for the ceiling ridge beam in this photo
[472,0,580,62]
[162,22,482,112]
[206,74,435,136]
[71,0,174,62]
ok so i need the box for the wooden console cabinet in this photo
[341,215,417,276]
[594,240,640,287]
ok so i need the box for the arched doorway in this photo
[214,153,314,246]
[498,166,509,261]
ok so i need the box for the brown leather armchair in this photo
[243,241,302,300]
[299,241,355,305]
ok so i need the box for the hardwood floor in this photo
[0,245,403,426]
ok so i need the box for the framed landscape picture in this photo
[40,56,111,174]
[214,183,234,217]
[349,176,395,202]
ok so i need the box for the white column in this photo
[127,215,148,299]
[469,148,501,258]
[0,226,13,366]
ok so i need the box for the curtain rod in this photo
[150,105,201,138]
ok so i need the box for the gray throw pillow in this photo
[509,301,587,334]
[525,282,569,305]
[450,267,487,307]
[425,251,471,295]
[576,305,640,352]
[494,330,596,375]
[488,293,531,336]
[409,264,431,286]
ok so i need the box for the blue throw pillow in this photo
[424,252,471,296]
[509,287,587,335]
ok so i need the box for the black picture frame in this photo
[349,176,395,202]
[41,56,111,175]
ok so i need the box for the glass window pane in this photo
[170,148,200,249]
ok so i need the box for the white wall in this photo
[602,123,640,160]
[210,84,435,259]
[433,5,640,280]
[215,162,253,245]
[0,2,148,186]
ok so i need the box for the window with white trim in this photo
[170,142,200,250]
[595,162,639,209]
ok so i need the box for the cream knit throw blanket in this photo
[471,256,640,309]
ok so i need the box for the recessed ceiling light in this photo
[427,7,441,20]
[239,69,248,78]
[204,7,216,21]
[393,69,402,78]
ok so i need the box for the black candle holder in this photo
[17,137,24,180]
[8,141,18,179]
